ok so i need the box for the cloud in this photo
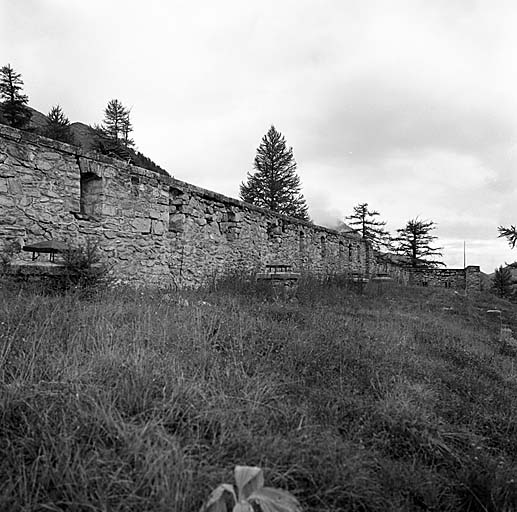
[299,78,515,166]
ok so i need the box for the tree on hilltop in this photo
[42,105,73,143]
[240,125,310,221]
[0,64,32,129]
[102,99,133,148]
[395,218,443,268]
[346,203,391,250]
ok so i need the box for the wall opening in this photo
[169,186,186,232]
[130,175,140,197]
[339,241,344,257]
[267,222,281,240]
[356,244,361,263]
[299,231,305,252]
[80,172,103,218]
[348,243,353,261]
[321,236,326,258]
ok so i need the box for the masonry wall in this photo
[412,266,481,292]
[0,125,372,287]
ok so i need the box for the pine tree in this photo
[102,99,133,146]
[42,105,73,143]
[498,225,517,248]
[395,218,443,268]
[120,112,134,148]
[240,125,309,221]
[0,64,32,128]
[346,203,391,250]
[492,265,514,298]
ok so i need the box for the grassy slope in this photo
[1,280,517,511]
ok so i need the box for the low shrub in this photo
[58,240,111,293]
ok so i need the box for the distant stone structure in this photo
[376,254,481,292]
[0,125,372,287]
[0,124,483,291]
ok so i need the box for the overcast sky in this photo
[2,0,517,272]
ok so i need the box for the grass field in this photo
[1,277,517,511]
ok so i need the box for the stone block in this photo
[152,220,165,235]
[102,204,117,217]
[7,178,22,195]
[42,189,60,199]
[0,195,14,207]
[0,168,15,178]
[228,211,242,222]
[36,159,53,171]
[131,217,151,233]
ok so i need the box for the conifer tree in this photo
[120,112,134,148]
[43,105,73,143]
[240,125,309,221]
[498,225,517,248]
[102,99,133,147]
[0,64,32,128]
[492,265,514,298]
[346,203,391,250]
[395,218,443,268]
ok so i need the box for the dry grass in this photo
[1,278,517,511]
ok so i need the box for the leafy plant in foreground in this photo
[201,465,302,512]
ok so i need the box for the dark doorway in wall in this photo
[299,231,305,252]
[321,236,326,258]
[130,175,140,197]
[80,172,103,217]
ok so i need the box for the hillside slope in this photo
[1,282,517,511]
[0,105,170,176]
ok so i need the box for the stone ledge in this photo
[256,272,301,281]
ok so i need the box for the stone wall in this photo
[0,125,372,287]
[375,254,481,292]
[411,265,481,292]
[377,261,481,291]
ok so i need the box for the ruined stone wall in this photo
[411,266,481,292]
[409,266,480,292]
[374,255,481,292]
[465,266,481,292]
[411,267,466,289]
[0,125,372,287]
